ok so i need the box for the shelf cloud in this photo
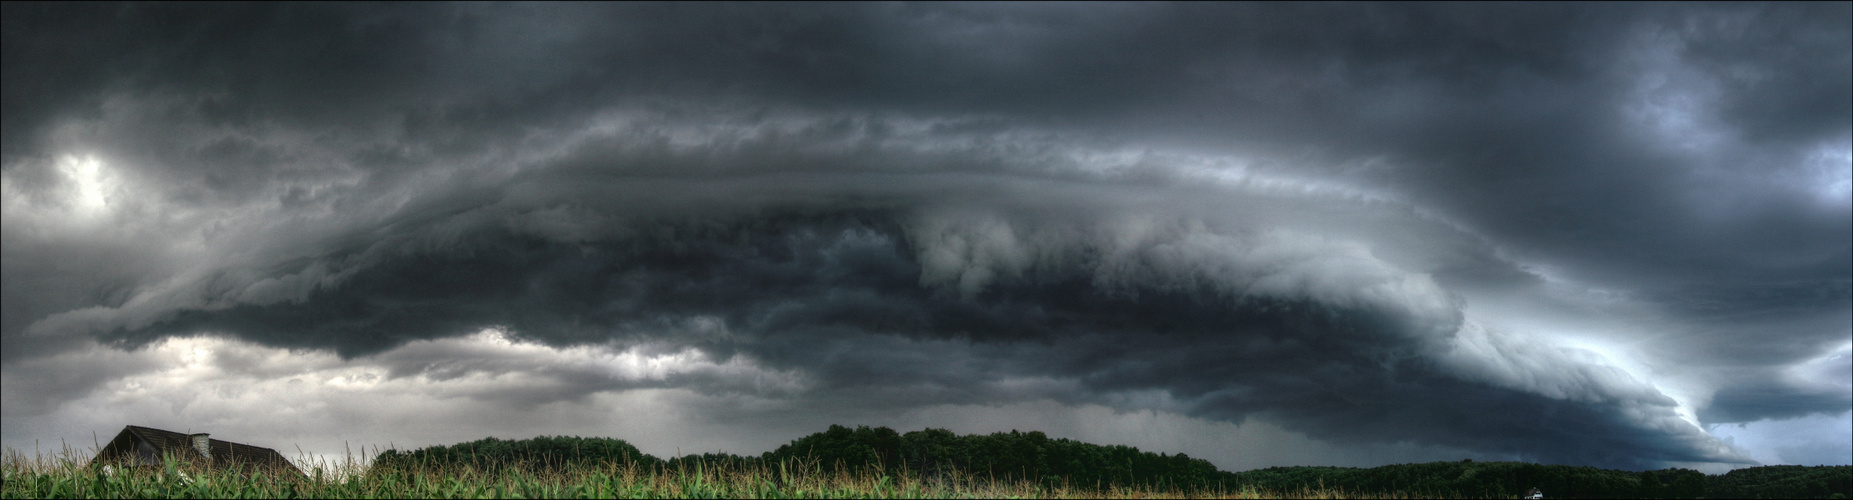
[4,3,1846,471]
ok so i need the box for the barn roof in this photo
[93,425,303,477]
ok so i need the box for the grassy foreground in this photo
[1,449,1381,499]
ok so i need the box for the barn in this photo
[89,425,303,478]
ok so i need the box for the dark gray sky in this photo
[3,2,1847,472]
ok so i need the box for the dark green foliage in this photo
[371,435,660,474]
[371,426,1852,498]
[373,426,1228,491]
[663,451,758,473]
[1226,461,1666,499]
[1707,465,1853,499]
[1225,462,1847,499]
[761,425,1224,490]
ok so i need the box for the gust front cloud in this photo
[3,2,1844,472]
[6,108,1740,469]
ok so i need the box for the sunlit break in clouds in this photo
[3,3,1848,472]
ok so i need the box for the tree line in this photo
[372,425,1852,498]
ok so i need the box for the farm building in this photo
[89,425,303,477]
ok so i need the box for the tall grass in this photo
[1,446,1408,499]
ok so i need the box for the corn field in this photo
[1,446,1400,499]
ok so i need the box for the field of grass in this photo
[1,448,1382,499]
[9,427,1847,499]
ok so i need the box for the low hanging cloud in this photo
[11,115,1740,469]
[3,2,1846,471]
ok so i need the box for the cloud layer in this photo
[4,3,1847,471]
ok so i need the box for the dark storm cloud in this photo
[9,2,1839,286]
[1703,377,1852,424]
[4,2,1846,469]
[13,136,1735,468]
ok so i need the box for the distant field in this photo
[6,456,1847,499]
[4,425,1849,498]
[3,453,1360,499]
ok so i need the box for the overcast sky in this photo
[3,2,1848,473]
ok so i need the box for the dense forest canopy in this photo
[374,425,1852,499]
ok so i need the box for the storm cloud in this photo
[3,2,1847,471]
